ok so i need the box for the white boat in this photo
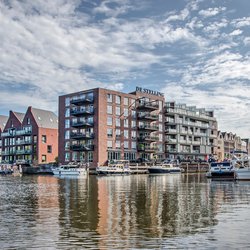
[206,162,235,180]
[231,150,250,180]
[52,163,88,176]
[96,160,131,175]
[148,163,182,174]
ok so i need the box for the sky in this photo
[0,0,250,137]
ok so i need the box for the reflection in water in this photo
[0,174,250,249]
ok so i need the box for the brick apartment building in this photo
[0,115,8,163]
[1,107,58,165]
[59,87,165,167]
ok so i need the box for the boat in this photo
[231,150,250,180]
[148,162,182,174]
[96,160,131,175]
[52,162,88,176]
[206,162,235,180]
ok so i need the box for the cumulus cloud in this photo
[199,7,226,17]
[229,29,243,36]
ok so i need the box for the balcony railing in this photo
[16,149,32,155]
[138,125,159,131]
[138,136,159,142]
[138,113,158,120]
[70,108,94,116]
[71,97,94,105]
[138,146,158,152]
[71,121,94,128]
[70,144,94,151]
[70,132,94,140]
[16,139,32,145]
[137,102,159,110]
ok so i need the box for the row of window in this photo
[107,140,137,149]
[65,151,93,162]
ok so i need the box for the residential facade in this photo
[1,107,58,165]
[165,102,218,161]
[0,115,8,163]
[217,131,248,161]
[59,87,165,167]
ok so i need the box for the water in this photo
[0,174,250,249]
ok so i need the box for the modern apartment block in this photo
[0,115,8,163]
[59,87,165,167]
[165,102,218,161]
[1,107,58,165]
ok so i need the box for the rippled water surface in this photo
[0,174,250,249]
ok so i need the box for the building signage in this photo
[136,86,164,97]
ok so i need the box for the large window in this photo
[116,95,121,104]
[124,130,129,139]
[107,116,113,126]
[124,141,129,149]
[47,145,52,153]
[115,141,121,149]
[107,105,113,114]
[116,107,121,116]
[42,135,47,143]
[107,141,113,149]
[65,152,70,162]
[132,141,137,149]
[65,108,70,117]
[42,155,47,163]
[107,93,113,103]
[124,108,128,117]
[65,119,70,128]
[116,118,120,127]
[107,128,113,138]
[124,97,129,106]
[124,119,129,128]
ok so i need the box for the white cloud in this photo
[244,37,250,46]
[199,7,226,17]
[229,29,243,36]
[232,17,250,28]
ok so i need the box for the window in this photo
[124,119,129,128]
[27,118,31,125]
[124,97,129,106]
[65,152,70,162]
[131,120,136,128]
[47,145,52,153]
[159,124,163,132]
[159,134,163,142]
[65,119,70,128]
[42,135,47,143]
[107,93,112,103]
[116,140,121,149]
[116,95,121,104]
[88,152,93,162]
[124,108,128,117]
[65,108,70,117]
[116,118,120,127]
[132,141,137,149]
[159,114,162,122]
[107,105,113,114]
[65,131,70,140]
[124,141,129,149]
[131,131,136,139]
[42,155,46,163]
[131,99,136,107]
[124,130,128,139]
[107,141,113,149]
[107,116,113,126]
[107,128,113,138]
[65,141,70,150]
[116,107,121,116]
[65,97,70,106]
[116,129,121,138]
[131,110,136,118]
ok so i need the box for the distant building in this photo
[0,115,8,163]
[0,107,58,165]
[164,102,218,161]
[59,87,165,167]
[217,131,248,161]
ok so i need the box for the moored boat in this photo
[52,163,88,176]
[206,162,235,180]
[148,163,182,174]
[96,160,131,175]
[231,150,250,181]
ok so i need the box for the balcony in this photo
[1,151,16,156]
[71,97,94,106]
[166,138,177,144]
[70,108,94,117]
[138,113,158,121]
[16,149,32,155]
[71,121,94,128]
[165,129,177,134]
[138,145,158,153]
[70,132,94,140]
[16,139,32,145]
[70,144,94,151]
[138,125,159,131]
[137,102,159,111]
[16,130,32,136]
[138,136,159,142]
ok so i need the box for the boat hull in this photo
[52,169,87,176]
[148,167,181,174]
[235,168,250,180]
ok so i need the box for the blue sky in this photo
[0,0,250,137]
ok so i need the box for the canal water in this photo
[0,174,250,249]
